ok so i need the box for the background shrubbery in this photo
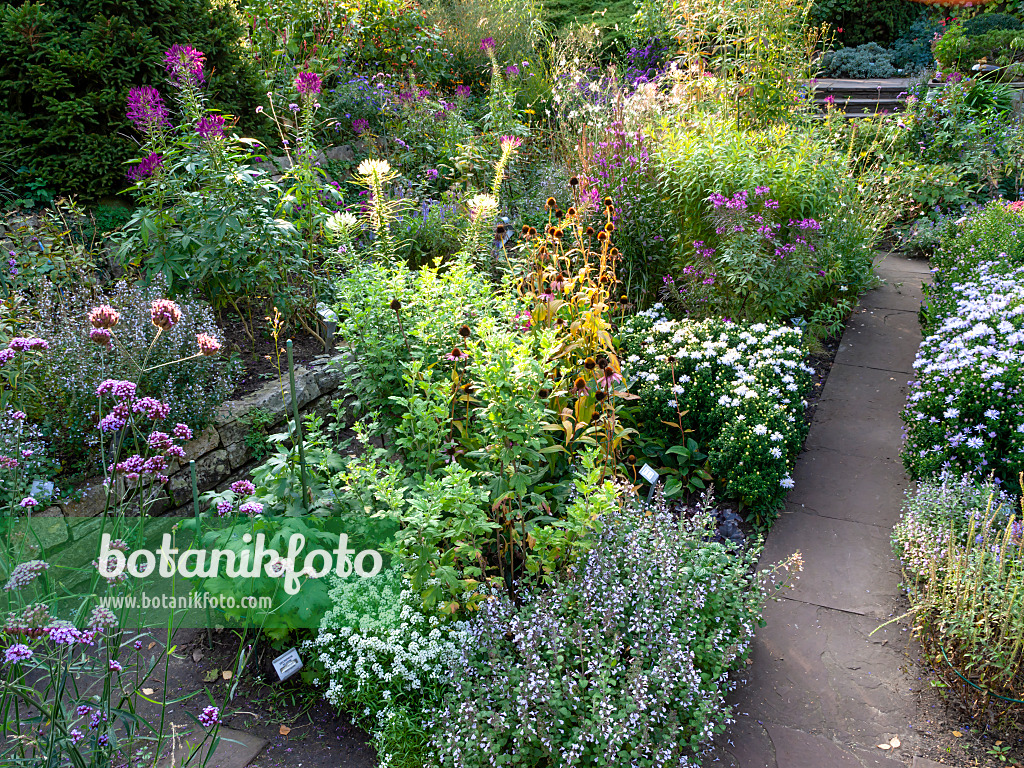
[0,0,264,200]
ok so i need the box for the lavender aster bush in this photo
[427,500,765,768]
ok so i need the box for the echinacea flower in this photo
[446,347,470,362]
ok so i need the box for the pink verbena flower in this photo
[216,500,233,516]
[164,44,206,87]
[89,328,113,348]
[294,72,322,95]
[132,397,170,421]
[173,423,193,440]
[19,497,38,509]
[196,333,221,356]
[238,501,263,516]
[88,305,120,329]
[150,299,182,330]
[4,644,33,664]
[231,480,255,496]
[199,706,220,728]
[4,560,48,591]
[8,337,49,352]
[0,349,14,366]
[126,86,169,135]
[97,380,137,399]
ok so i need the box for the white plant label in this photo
[272,647,303,681]
[639,463,660,484]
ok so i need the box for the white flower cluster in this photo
[620,305,813,514]
[308,567,470,767]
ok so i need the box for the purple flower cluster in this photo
[294,71,322,96]
[352,118,370,134]
[126,151,163,182]
[96,379,174,433]
[164,44,206,87]
[199,706,220,728]
[126,86,169,135]
[196,114,226,140]
[3,559,48,591]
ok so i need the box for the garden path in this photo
[712,253,932,768]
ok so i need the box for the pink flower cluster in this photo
[150,299,182,330]
[108,422,192,484]
[96,380,172,433]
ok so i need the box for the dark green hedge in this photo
[809,0,920,48]
[0,0,264,200]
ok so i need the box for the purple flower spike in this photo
[164,44,206,87]
[126,86,169,135]
[294,72,322,96]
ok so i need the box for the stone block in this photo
[181,424,220,462]
[62,478,110,518]
[168,449,230,507]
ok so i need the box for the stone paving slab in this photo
[785,449,910,529]
[728,599,915,755]
[912,757,949,768]
[761,510,901,616]
[876,252,933,276]
[803,365,911,461]
[157,727,266,768]
[859,280,925,313]
[835,308,921,374]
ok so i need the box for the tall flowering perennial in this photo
[125,86,169,136]
[294,72,322,96]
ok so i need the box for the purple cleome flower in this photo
[126,86,169,135]
[126,152,163,182]
[164,44,206,87]
[294,72,322,95]
[196,114,225,140]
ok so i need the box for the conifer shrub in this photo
[0,0,263,200]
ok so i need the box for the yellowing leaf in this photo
[141,688,155,696]
[222,670,233,680]
[279,725,291,736]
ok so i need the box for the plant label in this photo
[639,463,660,484]
[272,647,303,681]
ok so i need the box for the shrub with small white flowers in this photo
[310,567,471,768]
[618,305,812,523]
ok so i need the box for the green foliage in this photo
[0,0,263,200]
[240,407,276,462]
[809,0,920,47]
[821,43,897,78]
[934,24,1024,74]
[655,115,877,327]
[890,15,943,73]
[962,12,1023,37]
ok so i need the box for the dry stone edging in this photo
[41,352,354,520]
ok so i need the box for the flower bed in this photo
[618,304,813,523]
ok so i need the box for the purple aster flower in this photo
[196,114,225,140]
[164,44,206,87]
[126,152,163,182]
[294,71,322,95]
[126,86,169,135]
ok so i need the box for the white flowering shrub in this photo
[902,262,1024,482]
[427,501,764,768]
[309,567,470,768]
[618,305,812,522]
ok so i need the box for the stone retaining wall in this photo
[41,352,354,519]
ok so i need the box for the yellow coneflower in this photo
[597,231,608,242]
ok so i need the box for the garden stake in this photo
[286,339,310,511]
[191,460,213,648]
